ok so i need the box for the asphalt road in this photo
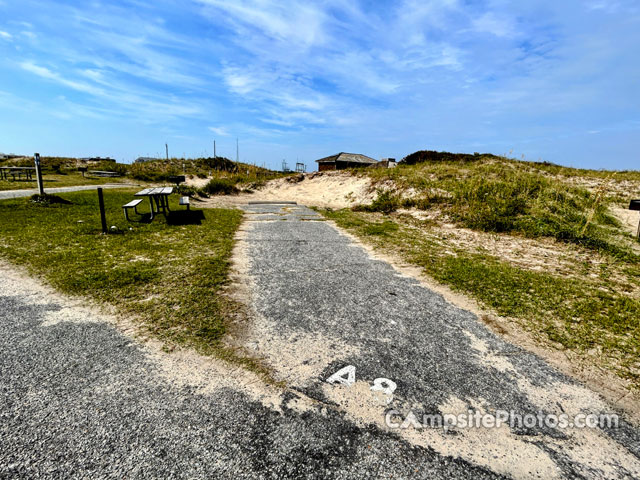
[0,263,501,479]
[239,203,640,479]
[1,202,639,479]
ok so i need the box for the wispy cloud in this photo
[472,13,518,38]
[208,126,230,136]
[0,0,638,168]
[20,61,105,96]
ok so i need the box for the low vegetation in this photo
[0,189,267,375]
[200,177,240,195]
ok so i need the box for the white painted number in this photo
[326,367,397,403]
[370,378,397,396]
[326,365,356,386]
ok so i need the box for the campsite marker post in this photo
[97,188,108,234]
[34,153,44,195]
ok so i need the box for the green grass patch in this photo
[0,171,131,191]
[0,189,269,376]
[322,208,640,388]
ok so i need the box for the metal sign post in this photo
[34,153,44,195]
[97,188,108,234]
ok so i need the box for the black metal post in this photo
[97,188,107,234]
[34,153,44,195]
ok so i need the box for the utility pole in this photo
[214,140,216,158]
[165,143,169,162]
[236,138,239,163]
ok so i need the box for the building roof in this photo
[315,152,377,165]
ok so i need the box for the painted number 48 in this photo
[326,365,397,402]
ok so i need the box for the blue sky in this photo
[0,0,639,170]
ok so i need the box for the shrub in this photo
[176,185,199,197]
[401,150,499,165]
[201,178,239,195]
[354,190,400,214]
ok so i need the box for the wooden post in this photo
[97,188,107,234]
[34,153,44,195]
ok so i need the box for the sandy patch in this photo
[565,176,640,200]
[184,175,210,189]
[611,206,640,237]
[199,171,375,209]
[317,325,640,479]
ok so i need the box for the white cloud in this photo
[0,30,12,39]
[222,67,261,95]
[197,0,328,49]
[20,61,105,96]
[19,61,203,121]
[472,12,517,38]
[208,126,229,136]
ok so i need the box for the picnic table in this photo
[0,166,35,181]
[134,187,174,220]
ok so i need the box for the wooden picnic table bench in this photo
[122,199,143,221]
[0,166,35,181]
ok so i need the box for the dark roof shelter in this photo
[315,152,378,171]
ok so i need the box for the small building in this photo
[0,153,22,160]
[374,158,397,168]
[315,152,378,171]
